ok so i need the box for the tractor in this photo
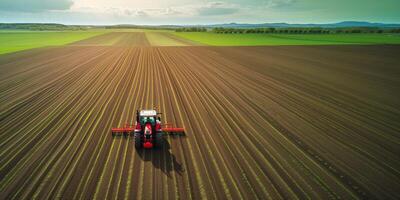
[111,109,184,149]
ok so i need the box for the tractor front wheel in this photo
[134,132,142,149]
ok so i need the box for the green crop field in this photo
[173,32,400,46]
[0,31,106,54]
[2,30,400,55]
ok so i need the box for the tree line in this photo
[174,26,400,34]
[175,27,207,32]
[0,23,90,31]
[212,27,400,34]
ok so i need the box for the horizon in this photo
[1,0,399,25]
[1,20,399,27]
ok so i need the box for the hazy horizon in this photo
[1,0,399,25]
[1,20,400,27]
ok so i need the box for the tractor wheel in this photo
[155,132,164,148]
[134,132,141,149]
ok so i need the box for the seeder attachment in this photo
[162,123,185,135]
[111,123,135,136]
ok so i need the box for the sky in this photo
[0,0,399,25]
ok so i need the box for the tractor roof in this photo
[139,110,157,116]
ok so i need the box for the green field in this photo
[2,30,400,55]
[0,31,106,54]
[173,32,400,46]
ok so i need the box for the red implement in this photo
[143,142,153,148]
[111,123,135,135]
[111,127,135,132]
[162,123,185,133]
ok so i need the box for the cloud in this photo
[0,0,73,12]
[97,7,183,17]
[70,1,241,18]
[132,8,183,17]
[265,0,296,8]
[196,2,240,16]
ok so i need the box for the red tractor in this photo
[111,109,184,149]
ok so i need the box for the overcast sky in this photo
[0,0,399,25]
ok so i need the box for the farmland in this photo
[2,31,400,55]
[0,31,106,54]
[173,32,400,46]
[1,32,400,199]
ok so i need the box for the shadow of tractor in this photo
[135,135,185,177]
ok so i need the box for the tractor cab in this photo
[134,110,162,148]
[140,116,156,125]
[139,110,158,125]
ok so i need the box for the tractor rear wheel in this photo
[134,132,141,149]
[155,132,164,148]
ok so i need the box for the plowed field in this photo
[1,32,399,199]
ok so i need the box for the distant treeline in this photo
[212,27,400,34]
[0,23,91,31]
[175,27,207,32]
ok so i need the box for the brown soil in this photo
[0,34,399,199]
